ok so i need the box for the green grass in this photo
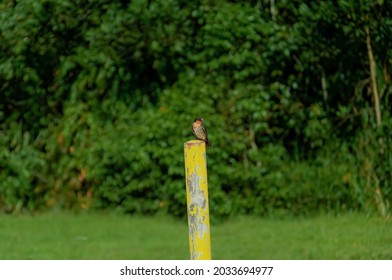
[0,212,391,259]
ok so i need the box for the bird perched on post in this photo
[192,117,211,147]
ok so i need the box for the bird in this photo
[192,117,211,147]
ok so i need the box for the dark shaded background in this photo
[0,0,391,219]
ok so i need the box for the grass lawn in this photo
[0,212,391,260]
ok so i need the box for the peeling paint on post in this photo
[184,140,212,260]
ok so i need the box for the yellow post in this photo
[184,140,212,260]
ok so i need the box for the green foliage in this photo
[0,0,391,218]
[0,123,46,212]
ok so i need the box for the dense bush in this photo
[0,0,391,218]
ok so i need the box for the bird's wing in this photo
[202,124,208,139]
[192,123,196,136]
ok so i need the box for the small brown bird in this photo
[192,117,211,147]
